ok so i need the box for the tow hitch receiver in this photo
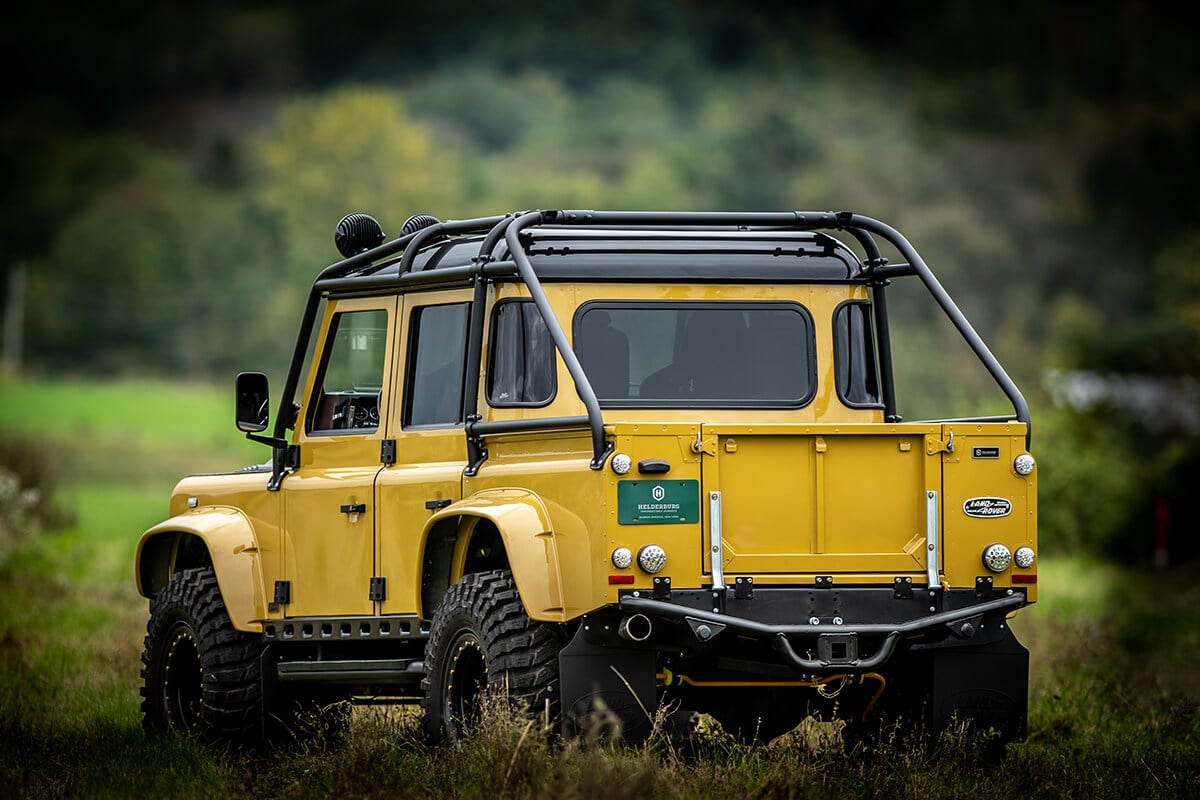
[818,633,858,664]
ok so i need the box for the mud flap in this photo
[558,626,657,742]
[928,625,1029,742]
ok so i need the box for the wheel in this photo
[420,569,564,743]
[140,566,268,744]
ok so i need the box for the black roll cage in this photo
[264,210,1031,490]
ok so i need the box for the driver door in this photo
[282,297,397,617]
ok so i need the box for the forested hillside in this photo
[1,1,1197,558]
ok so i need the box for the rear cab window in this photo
[573,301,816,407]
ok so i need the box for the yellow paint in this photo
[136,273,1038,632]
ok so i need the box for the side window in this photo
[405,303,469,427]
[834,301,881,407]
[308,308,388,433]
[488,300,556,406]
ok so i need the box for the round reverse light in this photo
[611,453,632,475]
[611,547,633,570]
[1014,546,1036,569]
[982,543,1012,573]
[1014,454,1036,476]
[637,544,667,574]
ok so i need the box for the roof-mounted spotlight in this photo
[334,213,385,258]
[401,214,443,236]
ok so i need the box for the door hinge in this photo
[273,580,291,605]
[692,432,718,457]
[369,576,386,602]
[927,431,955,455]
[381,438,396,465]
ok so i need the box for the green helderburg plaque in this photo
[617,480,700,525]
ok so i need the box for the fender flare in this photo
[135,507,267,632]
[424,488,566,622]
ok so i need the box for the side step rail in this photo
[277,658,424,686]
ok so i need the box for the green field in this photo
[1,379,1197,799]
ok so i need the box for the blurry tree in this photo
[26,153,279,378]
[254,88,462,280]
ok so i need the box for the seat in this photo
[576,311,630,400]
[640,311,749,400]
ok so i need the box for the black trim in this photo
[461,263,489,436]
[869,270,900,422]
[262,613,428,642]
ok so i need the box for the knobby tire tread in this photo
[140,566,266,744]
[421,569,564,742]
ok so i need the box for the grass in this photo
[1,377,1198,798]
[0,376,265,486]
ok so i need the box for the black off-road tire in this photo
[420,569,565,744]
[140,566,268,745]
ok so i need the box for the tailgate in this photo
[701,423,944,578]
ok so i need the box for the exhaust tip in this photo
[618,613,653,642]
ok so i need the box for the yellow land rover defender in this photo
[136,210,1038,746]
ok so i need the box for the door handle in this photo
[340,503,367,523]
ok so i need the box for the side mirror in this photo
[235,372,270,433]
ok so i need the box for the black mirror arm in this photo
[245,432,289,449]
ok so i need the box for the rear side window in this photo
[574,302,815,407]
[405,303,469,427]
[834,301,881,407]
[488,300,556,406]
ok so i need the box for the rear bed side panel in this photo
[941,422,1037,600]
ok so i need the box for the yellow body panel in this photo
[374,428,466,616]
[465,432,607,620]
[136,469,284,631]
[941,423,1038,601]
[138,273,1038,626]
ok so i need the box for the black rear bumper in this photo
[617,589,1026,673]
[559,584,1030,741]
